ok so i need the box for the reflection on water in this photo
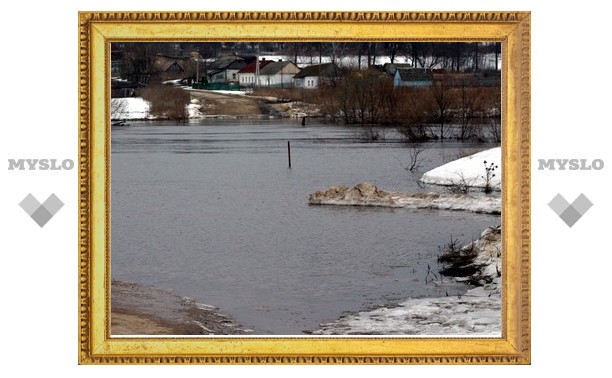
[111,120,500,334]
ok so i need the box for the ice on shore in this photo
[111,97,153,120]
[313,226,502,336]
[313,288,501,336]
[110,97,204,120]
[421,147,501,190]
[308,182,500,214]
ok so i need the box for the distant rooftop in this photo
[238,60,272,74]
[293,63,341,79]
[396,68,433,82]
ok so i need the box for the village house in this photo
[237,59,272,87]
[293,63,342,89]
[150,55,195,83]
[382,63,414,77]
[206,56,251,84]
[393,68,434,87]
[257,60,301,88]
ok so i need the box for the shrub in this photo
[437,235,480,278]
[139,85,191,120]
[482,160,498,194]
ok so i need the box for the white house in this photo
[293,63,342,89]
[257,61,301,88]
[237,60,272,87]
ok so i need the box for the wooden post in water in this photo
[287,141,292,168]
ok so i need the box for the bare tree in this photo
[367,42,378,67]
[110,98,129,120]
[456,81,484,140]
[394,88,433,142]
[430,77,454,140]
[487,88,502,142]
[382,42,399,64]
[397,144,425,171]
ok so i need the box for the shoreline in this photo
[111,280,252,336]
[111,88,324,122]
[312,225,502,335]
[309,182,501,214]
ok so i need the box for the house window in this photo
[232,73,236,80]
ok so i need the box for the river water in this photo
[111,119,500,335]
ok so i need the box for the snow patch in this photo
[111,96,205,120]
[421,147,501,190]
[110,97,153,120]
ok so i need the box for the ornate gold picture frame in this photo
[78,11,530,364]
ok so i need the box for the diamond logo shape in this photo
[548,193,593,227]
[19,193,64,227]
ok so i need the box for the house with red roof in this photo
[237,59,272,87]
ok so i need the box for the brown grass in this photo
[139,85,191,120]
[250,87,320,103]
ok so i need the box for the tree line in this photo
[315,69,501,142]
[114,41,501,83]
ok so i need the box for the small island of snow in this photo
[420,147,501,191]
[308,182,500,214]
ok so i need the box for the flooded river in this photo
[111,119,500,334]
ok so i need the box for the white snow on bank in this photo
[421,147,501,190]
[208,90,246,96]
[313,226,502,336]
[309,182,500,214]
[189,88,247,96]
[187,98,204,119]
[111,97,153,120]
[313,286,501,336]
[111,97,204,120]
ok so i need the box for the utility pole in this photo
[255,56,260,88]
[255,45,260,88]
[191,51,200,83]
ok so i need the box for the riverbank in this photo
[112,225,501,337]
[312,225,502,336]
[111,280,252,335]
[309,182,500,214]
[111,88,323,121]
[308,147,502,214]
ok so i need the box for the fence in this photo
[192,83,243,91]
